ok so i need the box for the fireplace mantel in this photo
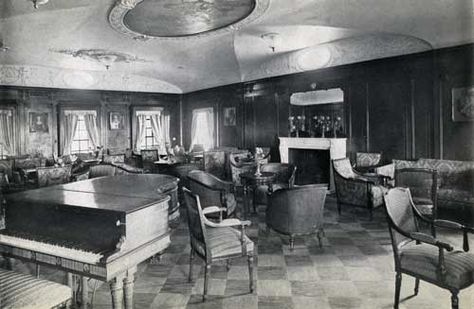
[279,137,347,190]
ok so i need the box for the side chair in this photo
[383,187,474,309]
[183,187,254,301]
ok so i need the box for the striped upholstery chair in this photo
[0,268,72,309]
[384,188,474,309]
[183,188,254,301]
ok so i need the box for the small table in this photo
[240,171,276,218]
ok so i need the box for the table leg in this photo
[123,269,136,309]
[109,275,125,309]
[243,184,249,219]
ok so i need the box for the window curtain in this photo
[61,114,79,155]
[149,113,166,154]
[0,110,14,155]
[189,107,214,151]
[134,114,147,152]
[84,113,99,149]
[162,112,171,146]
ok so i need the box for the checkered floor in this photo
[6,196,474,308]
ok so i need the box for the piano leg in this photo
[123,269,136,309]
[81,276,89,307]
[109,274,125,309]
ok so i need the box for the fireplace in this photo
[279,137,347,191]
[290,149,330,185]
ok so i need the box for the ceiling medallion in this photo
[109,0,271,40]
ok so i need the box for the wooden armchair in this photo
[187,170,237,218]
[183,188,254,301]
[383,187,474,309]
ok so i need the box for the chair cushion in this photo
[400,243,474,289]
[206,226,254,259]
[0,268,72,309]
[370,185,388,208]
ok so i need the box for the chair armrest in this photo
[410,232,453,251]
[203,206,226,222]
[202,206,227,215]
[204,218,251,228]
[434,219,474,251]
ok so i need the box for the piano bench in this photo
[0,268,72,309]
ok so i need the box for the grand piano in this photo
[0,174,179,309]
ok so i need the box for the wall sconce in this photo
[31,0,49,9]
[260,32,281,52]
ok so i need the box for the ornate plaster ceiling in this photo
[123,0,256,37]
[0,0,472,93]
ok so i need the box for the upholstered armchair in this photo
[383,187,474,309]
[332,157,387,220]
[254,163,296,206]
[354,152,382,173]
[187,170,237,218]
[183,188,254,301]
[229,151,255,188]
[88,164,117,178]
[203,150,226,179]
[266,184,328,249]
[36,165,72,187]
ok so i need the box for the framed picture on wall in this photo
[223,107,236,126]
[29,112,48,133]
[452,86,474,122]
[109,111,124,130]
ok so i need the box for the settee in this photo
[381,158,474,224]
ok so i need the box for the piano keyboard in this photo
[0,234,103,264]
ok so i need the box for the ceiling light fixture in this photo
[31,0,49,9]
[260,32,281,52]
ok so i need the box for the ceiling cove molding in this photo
[108,0,271,41]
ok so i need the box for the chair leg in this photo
[369,208,373,221]
[203,263,211,302]
[317,229,324,248]
[188,249,194,283]
[451,291,459,309]
[247,255,254,293]
[337,202,341,215]
[289,236,295,250]
[36,264,41,278]
[414,278,420,296]
[226,260,231,271]
[394,272,402,309]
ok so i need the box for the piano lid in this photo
[57,174,179,198]
[5,175,172,214]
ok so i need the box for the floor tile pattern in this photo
[5,196,474,308]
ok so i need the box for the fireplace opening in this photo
[289,149,330,185]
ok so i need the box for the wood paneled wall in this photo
[0,87,181,157]
[183,44,474,162]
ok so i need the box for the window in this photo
[141,115,159,150]
[70,115,91,154]
[134,109,169,153]
[0,144,8,159]
[0,109,15,158]
[189,108,214,151]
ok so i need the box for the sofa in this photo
[384,158,474,224]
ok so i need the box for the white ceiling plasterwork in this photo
[108,0,271,41]
[0,0,472,93]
